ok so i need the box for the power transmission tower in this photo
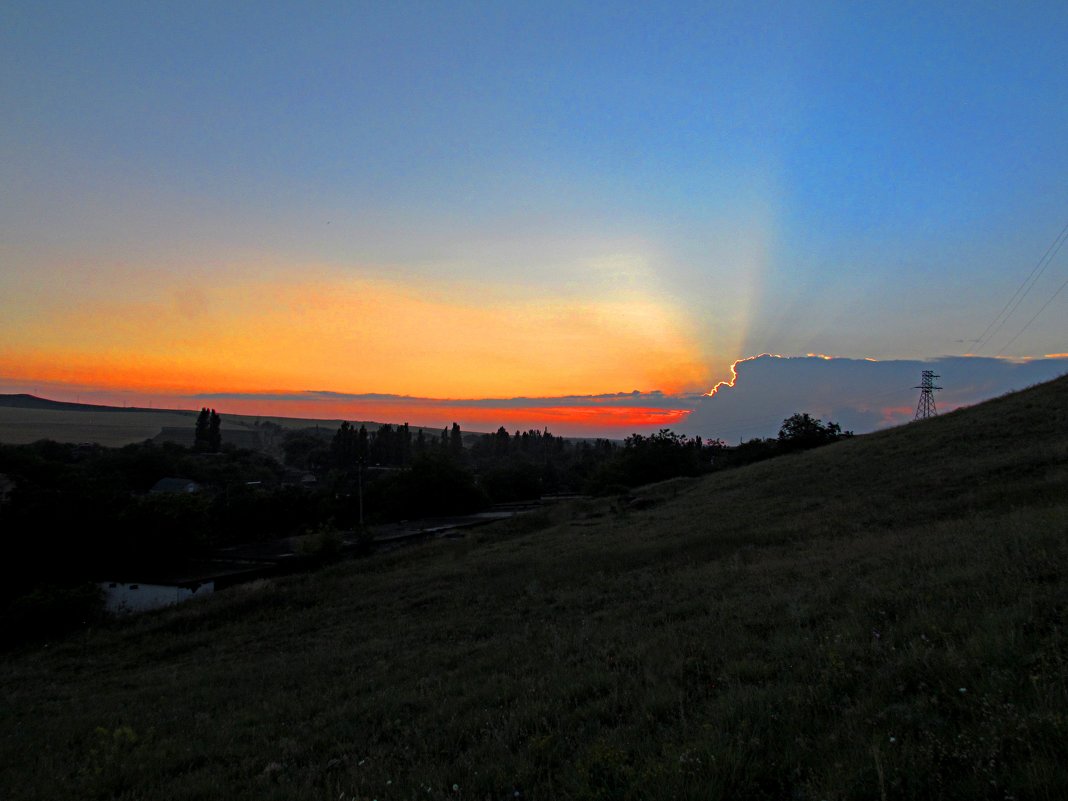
[914,370,942,420]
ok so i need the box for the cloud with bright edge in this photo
[680,354,1068,441]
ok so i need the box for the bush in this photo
[2,581,104,646]
[365,454,488,521]
[296,525,344,561]
[480,462,543,503]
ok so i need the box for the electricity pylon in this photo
[914,370,942,420]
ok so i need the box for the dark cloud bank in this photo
[192,389,700,411]
[680,355,1068,441]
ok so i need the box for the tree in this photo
[194,408,210,451]
[587,428,705,490]
[208,410,222,452]
[282,430,328,470]
[357,425,369,463]
[449,422,463,459]
[331,421,357,468]
[777,412,850,452]
[370,423,393,465]
[194,408,222,453]
[494,426,511,458]
[399,423,412,465]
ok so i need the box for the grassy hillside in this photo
[2,377,1067,800]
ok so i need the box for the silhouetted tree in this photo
[194,408,211,452]
[370,423,393,465]
[357,425,369,462]
[208,410,222,452]
[777,412,851,452]
[331,421,357,468]
[449,422,463,459]
[282,430,328,469]
[494,426,511,458]
[399,423,412,465]
[585,428,705,491]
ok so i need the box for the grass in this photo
[2,377,1067,799]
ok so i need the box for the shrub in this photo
[2,581,104,646]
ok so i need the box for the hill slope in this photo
[0,395,342,447]
[0,393,460,447]
[2,377,1067,800]
[0,393,139,412]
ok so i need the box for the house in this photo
[150,477,202,494]
[101,579,214,614]
[99,559,273,614]
[282,468,318,487]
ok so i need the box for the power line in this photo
[995,271,1068,356]
[973,218,1068,353]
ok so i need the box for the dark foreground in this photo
[2,376,1067,800]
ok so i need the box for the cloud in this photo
[681,354,1068,441]
[6,352,1065,440]
[190,353,1068,438]
[190,388,700,410]
[179,388,700,436]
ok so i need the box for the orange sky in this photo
[0,261,718,432]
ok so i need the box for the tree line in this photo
[0,411,850,643]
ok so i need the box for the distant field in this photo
[0,405,356,447]
[0,407,199,446]
[0,400,463,447]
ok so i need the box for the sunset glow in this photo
[0,264,710,403]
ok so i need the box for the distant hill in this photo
[0,393,501,446]
[3,375,1066,798]
[0,393,169,414]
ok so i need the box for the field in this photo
[0,407,201,447]
[0,405,350,448]
[1,377,1066,799]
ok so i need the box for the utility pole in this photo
[914,370,942,420]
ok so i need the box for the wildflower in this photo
[959,687,967,694]
[453,784,460,791]
[889,736,896,743]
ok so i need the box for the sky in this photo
[1,2,1067,438]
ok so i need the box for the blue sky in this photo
[2,2,1066,435]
